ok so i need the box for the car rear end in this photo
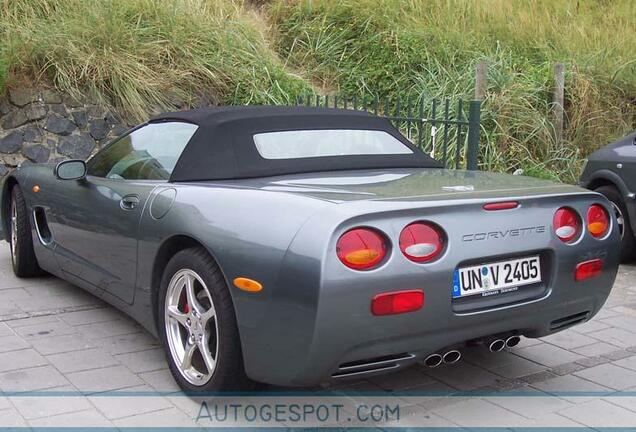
[260,182,619,386]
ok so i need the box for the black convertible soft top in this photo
[150,106,441,182]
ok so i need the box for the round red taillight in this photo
[399,222,445,263]
[553,207,581,243]
[587,204,609,238]
[336,228,388,270]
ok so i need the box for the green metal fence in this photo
[292,95,481,170]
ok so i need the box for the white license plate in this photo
[452,255,541,299]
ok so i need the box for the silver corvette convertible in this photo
[0,106,620,391]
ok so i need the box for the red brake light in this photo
[587,204,609,238]
[553,207,581,243]
[575,259,603,281]
[371,290,424,315]
[336,228,388,270]
[399,222,445,263]
[483,201,519,211]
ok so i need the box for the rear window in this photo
[253,129,413,160]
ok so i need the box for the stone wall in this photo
[0,87,130,177]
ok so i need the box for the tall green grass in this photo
[0,0,310,121]
[270,0,636,182]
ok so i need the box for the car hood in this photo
[216,168,583,203]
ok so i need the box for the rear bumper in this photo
[242,248,617,387]
[237,192,620,387]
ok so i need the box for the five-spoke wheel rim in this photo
[611,201,625,239]
[165,269,219,386]
[10,198,17,264]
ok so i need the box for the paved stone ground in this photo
[0,242,636,428]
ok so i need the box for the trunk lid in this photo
[225,168,583,203]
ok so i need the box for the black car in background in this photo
[580,131,636,261]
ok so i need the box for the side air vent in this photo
[550,311,590,330]
[33,207,52,244]
[332,353,414,378]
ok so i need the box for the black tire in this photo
[595,185,635,262]
[9,185,42,277]
[157,247,253,392]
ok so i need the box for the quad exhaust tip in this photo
[505,335,521,348]
[424,353,443,368]
[489,339,506,352]
[442,350,461,364]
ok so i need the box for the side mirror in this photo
[54,160,87,180]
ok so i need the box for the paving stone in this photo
[14,291,100,313]
[93,331,160,355]
[559,399,636,427]
[0,348,47,372]
[46,347,118,373]
[138,369,180,393]
[574,363,636,390]
[532,373,613,396]
[489,356,547,379]
[58,307,124,326]
[513,343,584,367]
[113,406,198,428]
[113,348,166,374]
[540,330,598,349]
[0,322,13,337]
[432,398,532,427]
[488,389,575,419]
[0,366,70,391]
[28,408,114,427]
[0,407,29,427]
[374,403,458,428]
[30,332,95,355]
[88,385,174,420]
[603,349,634,361]
[5,315,59,329]
[600,314,636,331]
[12,386,93,420]
[13,319,77,340]
[66,365,144,394]
[550,361,587,376]
[424,362,506,391]
[76,319,140,340]
[576,356,610,368]
[573,341,623,357]
[612,355,636,373]
[368,365,437,391]
[0,334,29,353]
[588,327,636,348]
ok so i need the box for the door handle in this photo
[120,194,140,211]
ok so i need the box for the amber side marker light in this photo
[575,259,603,282]
[32,185,40,193]
[233,277,263,292]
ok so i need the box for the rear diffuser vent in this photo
[332,353,414,378]
[550,311,590,330]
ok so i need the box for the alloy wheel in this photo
[611,201,625,239]
[10,198,17,265]
[164,269,219,386]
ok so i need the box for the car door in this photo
[49,121,199,304]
